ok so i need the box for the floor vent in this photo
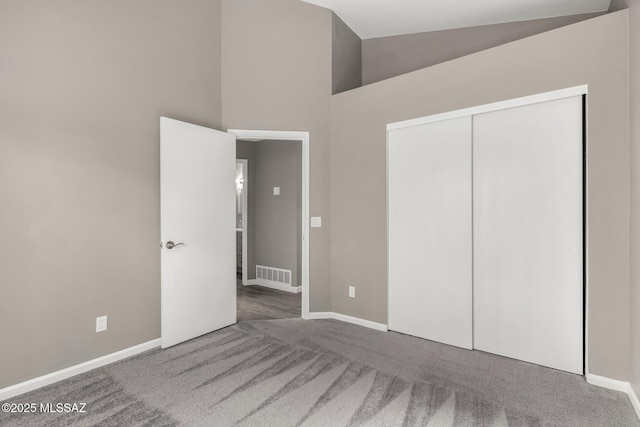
[256,265,292,286]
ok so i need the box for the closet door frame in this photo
[386,85,588,372]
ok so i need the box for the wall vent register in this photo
[256,265,292,286]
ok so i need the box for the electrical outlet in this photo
[349,286,355,298]
[96,315,108,332]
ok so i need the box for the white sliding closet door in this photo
[473,96,583,374]
[388,116,472,349]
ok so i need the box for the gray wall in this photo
[331,11,630,380]
[221,0,333,311]
[362,12,603,86]
[254,141,302,286]
[332,12,362,94]
[0,0,222,388]
[236,141,257,280]
[612,0,640,398]
[630,0,640,402]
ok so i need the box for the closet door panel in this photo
[473,96,583,374]
[388,116,472,349]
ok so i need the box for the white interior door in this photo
[161,117,236,349]
[473,96,583,374]
[388,116,473,349]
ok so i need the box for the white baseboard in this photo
[246,279,301,294]
[586,373,640,421]
[629,383,640,421]
[308,312,333,322]
[585,373,629,393]
[308,312,388,332]
[0,339,161,402]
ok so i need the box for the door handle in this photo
[165,241,184,250]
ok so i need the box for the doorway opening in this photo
[229,129,310,321]
[236,159,248,283]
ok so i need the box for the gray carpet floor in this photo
[1,319,638,426]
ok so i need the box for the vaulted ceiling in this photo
[301,0,612,39]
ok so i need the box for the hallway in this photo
[237,280,301,321]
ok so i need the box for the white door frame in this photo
[228,129,310,320]
[236,159,249,286]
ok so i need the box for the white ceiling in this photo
[301,0,611,39]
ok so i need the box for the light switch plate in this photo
[311,217,322,228]
[273,187,280,195]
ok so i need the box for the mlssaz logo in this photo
[40,403,87,413]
